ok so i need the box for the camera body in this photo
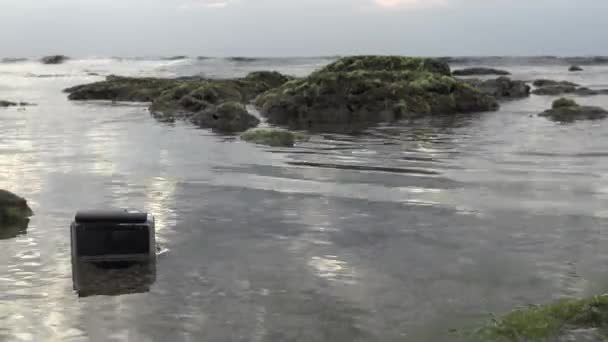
[70,210,156,263]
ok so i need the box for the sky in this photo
[0,0,607,57]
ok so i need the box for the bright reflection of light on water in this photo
[308,255,357,284]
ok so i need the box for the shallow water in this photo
[2,57,608,341]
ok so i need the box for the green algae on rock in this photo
[255,56,498,132]
[241,128,296,147]
[0,190,33,225]
[190,102,260,132]
[452,67,511,76]
[467,295,608,342]
[539,98,608,122]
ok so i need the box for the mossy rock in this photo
[553,97,578,109]
[65,72,292,122]
[190,102,260,132]
[315,55,452,76]
[241,128,296,147]
[0,190,33,226]
[539,98,608,122]
[255,56,497,132]
[65,75,181,102]
[469,295,608,341]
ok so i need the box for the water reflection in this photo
[71,260,156,297]
[0,219,29,240]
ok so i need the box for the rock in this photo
[65,75,180,102]
[162,56,187,61]
[532,85,577,95]
[533,79,579,88]
[452,67,511,76]
[319,55,452,75]
[569,65,584,72]
[574,87,600,96]
[190,102,260,132]
[0,190,33,226]
[241,128,296,147]
[41,55,69,64]
[0,100,17,107]
[539,98,608,122]
[66,72,292,128]
[464,77,530,100]
[255,56,497,132]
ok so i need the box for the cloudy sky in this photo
[0,0,606,57]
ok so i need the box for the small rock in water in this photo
[0,100,17,107]
[41,55,69,65]
[569,65,584,72]
[533,79,579,88]
[539,98,608,122]
[240,128,296,147]
[0,100,34,107]
[0,189,33,225]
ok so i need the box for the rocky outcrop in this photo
[464,77,530,100]
[255,56,498,132]
[452,67,510,76]
[569,65,583,72]
[190,102,260,132]
[64,72,292,132]
[41,55,69,64]
[241,128,296,147]
[539,98,608,122]
[0,190,33,225]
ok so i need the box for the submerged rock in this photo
[41,55,69,64]
[190,102,260,132]
[241,128,296,147]
[464,77,530,100]
[255,56,497,132]
[452,67,511,76]
[539,98,608,122]
[569,65,584,72]
[0,190,33,226]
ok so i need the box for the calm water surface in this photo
[1,57,608,341]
